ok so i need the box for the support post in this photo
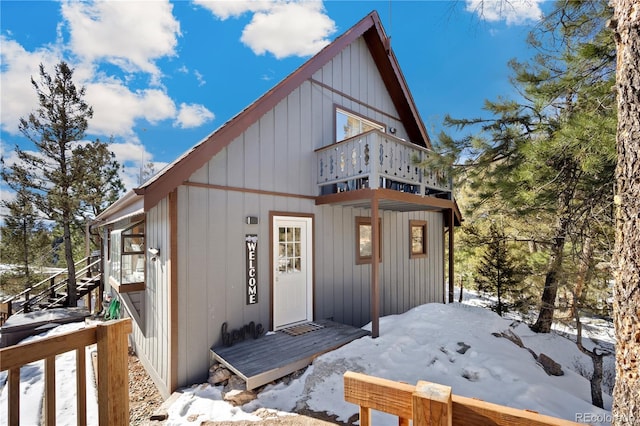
[413,380,452,426]
[448,209,455,303]
[371,194,380,338]
[97,319,131,425]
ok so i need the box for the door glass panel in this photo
[277,226,302,275]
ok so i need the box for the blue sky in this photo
[1,0,549,193]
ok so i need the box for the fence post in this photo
[96,319,131,425]
[49,276,56,298]
[412,380,452,426]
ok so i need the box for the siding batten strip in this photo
[169,190,179,393]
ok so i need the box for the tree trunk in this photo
[611,0,640,423]
[571,236,593,318]
[590,353,604,409]
[21,217,30,286]
[531,213,571,333]
[63,216,77,307]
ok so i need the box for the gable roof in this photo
[134,10,431,212]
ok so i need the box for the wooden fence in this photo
[344,371,582,426]
[0,319,132,425]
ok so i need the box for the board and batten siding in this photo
[168,34,445,389]
[315,206,444,327]
[118,198,172,398]
[176,183,316,388]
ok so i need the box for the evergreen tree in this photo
[438,0,616,333]
[2,62,117,306]
[72,137,124,218]
[0,188,47,284]
[474,223,527,316]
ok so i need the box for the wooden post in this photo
[448,209,455,303]
[371,195,380,338]
[49,276,56,298]
[44,356,56,425]
[76,347,87,426]
[8,368,20,425]
[413,380,452,426]
[97,319,131,425]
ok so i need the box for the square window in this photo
[410,220,427,258]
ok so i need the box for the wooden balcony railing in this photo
[0,319,132,425]
[316,130,452,197]
[344,371,582,426]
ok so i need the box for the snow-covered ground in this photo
[0,290,615,425]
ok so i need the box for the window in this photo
[336,108,385,142]
[410,220,427,258]
[109,221,145,292]
[356,216,382,265]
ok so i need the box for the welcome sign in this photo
[246,235,258,304]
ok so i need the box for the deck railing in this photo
[0,318,132,425]
[344,371,582,426]
[316,130,451,197]
[1,256,101,324]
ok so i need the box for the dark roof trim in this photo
[137,11,431,212]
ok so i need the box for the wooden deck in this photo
[210,320,369,390]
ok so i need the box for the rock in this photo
[224,375,247,392]
[538,353,564,376]
[456,342,471,354]
[208,367,232,385]
[223,389,257,406]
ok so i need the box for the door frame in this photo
[269,211,315,330]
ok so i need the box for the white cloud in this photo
[193,0,272,20]
[85,79,176,136]
[174,103,215,129]
[465,0,543,26]
[197,0,336,58]
[108,140,168,190]
[0,38,62,135]
[61,0,181,77]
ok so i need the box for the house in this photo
[92,11,461,399]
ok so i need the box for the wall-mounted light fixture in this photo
[389,127,397,134]
[246,216,259,225]
[148,247,160,261]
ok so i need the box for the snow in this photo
[0,322,99,426]
[0,291,615,425]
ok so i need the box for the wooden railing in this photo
[316,130,452,197]
[1,256,101,323]
[344,371,582,426]
[0,319,132,425]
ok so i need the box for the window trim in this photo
[109,220,146,293]
[356,216,382,265]
[335,106,385,143]
[409,220,428,259]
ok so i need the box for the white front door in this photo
[273,216,313,330]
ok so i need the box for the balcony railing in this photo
[316,130,452,198]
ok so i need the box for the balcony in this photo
[316,130,451,199]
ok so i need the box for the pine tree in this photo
[0,188,42,284]
[438,0,616,333]
[474,223,527,316]
[2,62,121,306]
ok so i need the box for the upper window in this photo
[356,216,382,265]
[410,220,427,258]
[336,108,385,142]
[109,221,145,291]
